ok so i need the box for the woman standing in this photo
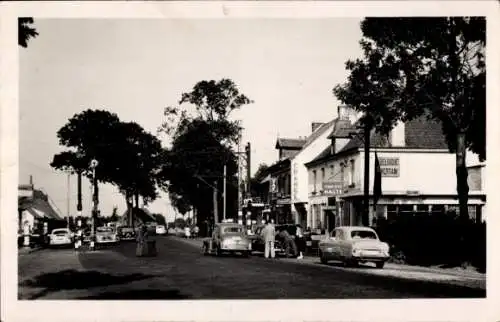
[295,224,305,259]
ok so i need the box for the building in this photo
[305,106,486,232]
[18,179,64,235]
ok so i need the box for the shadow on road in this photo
[20,269,158,300]
[79,289,190,300]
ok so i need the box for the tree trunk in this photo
[456,132,469,221]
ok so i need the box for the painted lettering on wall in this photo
[379,157,400,177]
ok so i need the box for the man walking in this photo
[261,220,276,259]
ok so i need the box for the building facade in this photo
[305,108,486,232]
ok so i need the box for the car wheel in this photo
[375,261,385,269]
[319,251,328,264]
[242,251,250,258]
[202,244,208,256]
[215,246,221,257]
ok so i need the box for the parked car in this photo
[202,223,251,257]
[117,226,136,241]
[249,224,284,255]
[167,227,176,235]
[318,226,390,268]
[156,225,167,235]
[48,228,73,247]
[95,226,118,245]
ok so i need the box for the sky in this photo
[19,18,364,222]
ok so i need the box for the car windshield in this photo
[223,227,243,233]
[97,227,113,233]
[52,230,69,235]
[351,230,377,239]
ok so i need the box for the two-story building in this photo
[305,106,486,232]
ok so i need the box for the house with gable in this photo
[305,105,486,232]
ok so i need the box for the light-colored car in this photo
[318,226,390,268]
[95,226,118,244]
[202,223,251,257]
[156,225,167,235]
[117,226,136,241]
[49,228,73,247]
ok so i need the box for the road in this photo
[18,236,486,300]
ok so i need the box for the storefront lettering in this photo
[379,157,400,177]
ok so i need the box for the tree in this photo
[153,213,167,227]
[158,79,253,224]
[250,163,269,199]
[19,17,38,48]
[334,17,485,222]
[109,206,119,222]
[51,109,165,227]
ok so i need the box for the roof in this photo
[336,226,376,232]
[306,116,448,167]
[301,119,336,151]
[264,158,291,175]
[275,138,306,150]
[327,119,356,139]
[19,190,63,220]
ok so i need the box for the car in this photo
[48,228,73,247]
[95,226,118,245]
[202,223,251,257]
[249,225,285,256]
[117,226,136,241]
[156,225,167,235]
[318,226,390,268]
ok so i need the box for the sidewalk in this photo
[170,235,485,290]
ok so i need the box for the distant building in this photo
[305,106,486,232]
[18,179,64,234]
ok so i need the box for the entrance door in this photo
[324,210,336,232]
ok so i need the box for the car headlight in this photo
[352,247,361,255]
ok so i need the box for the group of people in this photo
[183,225,200,239]
[260,221,306,260]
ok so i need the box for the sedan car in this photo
[95,226,118,245]
[155,225,167,235]
[318,226,390,268]
[248,225,284,256]
[48,228,73,247]
[202,223,251,257]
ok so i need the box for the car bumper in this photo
[96,239,117,244]
[221,245,251,251]
[50,240,72,245]
[353,255,390,262]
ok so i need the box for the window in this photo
[330,164,335,177]
[340,164,345,185]
[313,170,317,193]
[223,227,243,233]
[321,168,325,182]
[351,230,377,240]
[350,160,355,186]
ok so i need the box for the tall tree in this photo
[18,17,38,48]
[334,17,485,222]
[158,79,253,223]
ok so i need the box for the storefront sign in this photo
[323,181,343,195]
[379,157,400,177]
[277,198,291,205]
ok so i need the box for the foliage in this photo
[173,217,187,228]
[376,214,485,272]
[109,206,119,222]
[51,109,165,208]
[250,163,269,199]
[153,213,167,226]
[158,79,253,222]
[334,17,486,222]
[19,17,38,48]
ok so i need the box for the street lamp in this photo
[89,159,99,251]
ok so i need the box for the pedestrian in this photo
[279,227,297,258]
[193,225,200,238]
[261,220,276,259]
[184,225,191,239]
[295,224,305,259]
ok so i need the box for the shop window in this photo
[398,205,414,216]
[415,204,428,216]
[387,205,398,222]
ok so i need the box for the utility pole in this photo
[66,172,70,229]
[246,142,251,198]
[223,164,227,221]
[90,159,99,251]
[237,134,242,223]
[213,180,219,224]
[363,120,371,227]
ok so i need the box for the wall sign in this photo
[379,157,400,177]
[323,182,343,195]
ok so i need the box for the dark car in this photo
[249,225,285,256]
[117,226,136,241]
[275,224,314,256]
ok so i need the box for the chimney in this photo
[311,122,325,133]
[29,175,33,187]
[390,121,405,147]
[338,105,358,123]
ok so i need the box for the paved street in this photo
[18,236,485,300]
